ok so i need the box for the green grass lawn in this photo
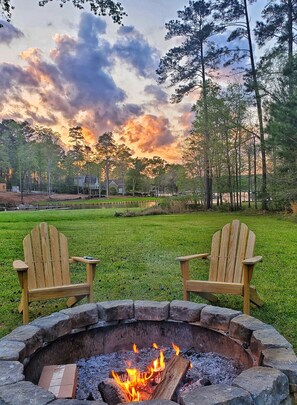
[0,209,296,352]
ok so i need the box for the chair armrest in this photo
[176,253,209,262]
[71,256,100,264]
[13,260,29,272]
[242,256,262,266]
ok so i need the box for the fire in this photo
[172,342,180,356]
[111,343,180,402]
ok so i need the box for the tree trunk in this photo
[288,0,293,96]
[248,142,252,208]
[244,0,268,210]
[238,131,242,208]
[47,160,51,198]
[20,170,24,204]
[105,161,109,198]
[253,136,258,209]
[234,134,239,210]
[200,41,212,209]
[225,131,234,210]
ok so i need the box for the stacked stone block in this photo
[0,300,296,405]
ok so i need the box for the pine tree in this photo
[157,0,228,208]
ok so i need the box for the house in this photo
[108,180,125,195]
[74,176,99,191]
[73,177,126,195]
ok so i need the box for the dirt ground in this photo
[0,191,86,205]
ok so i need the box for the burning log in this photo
[99,354,190,404]
[151,354,190,400]
[98,378,130,405]
[98,343,190,404]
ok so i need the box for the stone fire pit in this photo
[0,300,296,405]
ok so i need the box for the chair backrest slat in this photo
[59,233,71,285]
[233,223,249,283]
[225,220,240,282]
[209,230,220,281]
[23,223,70,289]
[243,230,256,283]
[40,223,54,287]
[216,223,230,282]
[209,220,256,284]
[30,226,46,288]
[49,225,63,286]
[23,234,38,289]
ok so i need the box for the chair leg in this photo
[181,262,190,301]
[23,299,29,324]
[250,287,264,307]
[243,264,251,315]
[86,263,96,303]
[22,274,29,324]
[183,289,190,301]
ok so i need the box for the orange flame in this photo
[152,343,159,349]
[172,343,180,356]
[111,344,166,402]
[133,344,139,354]
[152,350,165,372]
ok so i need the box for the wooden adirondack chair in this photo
[176,220,264,315]
[13,222,100,324]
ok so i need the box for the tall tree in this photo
[126,158,150,196]
[0,120,34,200]
[182,132,205,201]
[0,0,126,25]
[265,56,297,206]
[163,164,189,195]
[145,156,167,197]
[0,120,12,184]
[96,132,116,198]
[68,126,86,194]
[255,0,297,95]
[157,0,227,208]
[254,0,297,208]
[113,143,133,195]
[189,83,251,210]
[34,127,65,196]
[215,0,269,210]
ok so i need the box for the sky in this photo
[0,0,264,163]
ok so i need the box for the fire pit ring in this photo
[0,300,296,405]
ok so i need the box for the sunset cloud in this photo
[0,20,24,45]
[113,26,160,78]
[144,84,168,104]
[177,104,195,137]
[0,12,192,161]
[117,114,175,153]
